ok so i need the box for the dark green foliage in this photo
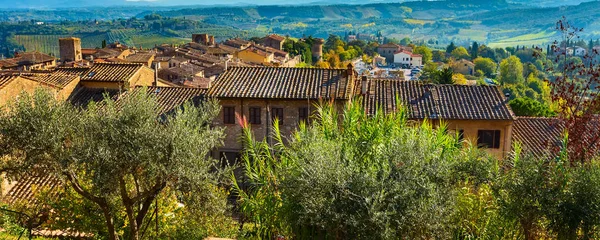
[509,97,555,117]
[0,88,228,240]
[471,41,479,59]
[233,102,488,239]
[447,42,457,55]
[433,67,455,84]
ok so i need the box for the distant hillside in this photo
[508,0,595,7]
[155,0,515,20]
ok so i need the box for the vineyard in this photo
[14,32,107,57]
[107,29,136,47]
[14,30,200,56]
[14,35,69,57]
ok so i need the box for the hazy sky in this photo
[2,0,401,8]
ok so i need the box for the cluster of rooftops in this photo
[0,62,560,155]
[0,61,577,237]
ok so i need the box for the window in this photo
[299,107,309,123]
[223,106,235,124]
[477,130,501,149]
[249,107,261,125]
[271,107,284,125]
[458,129,465,142]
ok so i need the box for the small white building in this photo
[565,47,574,56]
[574,47,587,56]
[393,51,422,68]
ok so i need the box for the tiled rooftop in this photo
[68,87,122,107]
[0,75,18,89]
[22,71,79,88]
[361,79,515,120]
[80,62,144,82]
[512,117,563,156]
[126,53,155,63]
[208,66,355,99]
[4,172,59,206]
[126,86,207,115]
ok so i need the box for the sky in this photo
[1,0,403,9]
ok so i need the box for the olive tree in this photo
[233,101,485,239]
[0,88,225,240]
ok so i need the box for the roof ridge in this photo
[517,116,560,120]
[94,62,144,66]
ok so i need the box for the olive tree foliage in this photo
[495,142,600,240]
[233,101,491,239]
[0,88,225,240]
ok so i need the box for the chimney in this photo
[346,63,355,79]
[153,62,159,87]
[361,75,368,95]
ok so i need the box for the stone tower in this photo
[192,34,215,46]
[312,38,324,62]
[59,37,82,63]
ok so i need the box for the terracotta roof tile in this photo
[125,53,155,63]
[208,66,355,99]
[361,79,515,120]
[266,34,285,41]
[512,117,564,156]
[5,172,60,206]
[80,62,143,82]
[68,87,122,107]
[126,86,207,115]
[16,52,55,64]
[0,75,18,89]
[21,71,79,88]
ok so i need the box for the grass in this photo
[458,29,488,42]
[130,35,188,49]
[404,19,435,25]
[488,30,556,48]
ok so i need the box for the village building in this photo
[360,78,516,158]
[125,52,156,67]
[59,37,82,64]
[158,62,205,84]
[393,50,422,68]
[0,52,56,71]
[0,70,81,105]
[451,59,475,76]
[236,46,274,65]
[263,34,286,51]
[77,62,165,90]
[574,46,587,56]
[207,65,358,159]
[377,43,412,64]
[192,33,216,46]
[223,38,251,50]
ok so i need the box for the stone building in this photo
[207,64,358,159]
[192,34,215,46]
[59,37,82,63]
[125,53,156,67]
[263,34,285,50]
[451,59,475,76]
[311,38,325,62]
[0,52,56,71]
[0,69,81,105]
[77,62,167,90]
[361,79,516,158]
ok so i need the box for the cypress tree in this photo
[471,41,479,59]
